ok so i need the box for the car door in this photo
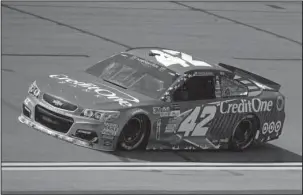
[157,71,223,149]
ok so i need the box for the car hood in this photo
[36,71,158,110]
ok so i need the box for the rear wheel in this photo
[117,115,150,151]
[229,115,258,151]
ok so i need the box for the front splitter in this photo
[18,115,114,152]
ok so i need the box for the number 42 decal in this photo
[178,105,217,137]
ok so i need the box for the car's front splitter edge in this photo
[18,115,114,152]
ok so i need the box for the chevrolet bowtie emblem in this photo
[53,99,63,107]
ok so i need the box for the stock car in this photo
[18,47,286,151]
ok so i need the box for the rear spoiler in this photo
[218,63,281,91]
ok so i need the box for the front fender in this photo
[123,108,151,125]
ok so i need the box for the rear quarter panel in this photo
[208,91,285,146]
[249,91,285,143]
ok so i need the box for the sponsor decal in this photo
[193,72,214,76]
[103,140,113,146]
[153,107,180,117]
[164,114,185,133]
[131,109,149,116]
[101,134,115,140]
[104,122,118,130]
[101,123,119,136]
[156,119,161,140]
[171,144,211,150]
[52,99,63,107]
[164,117,183,133]
[275,121,282,133]
[165,124,177,133]
[49,74,139,107]
[220,98,273,114]
[171,145,198,150]
[171,103,180,110]
[276,96,284,111]
[101,129,117,136]
[262,121,282,135]
[167,110,180,117]
[222,88,231,97]
[153,107,170,114]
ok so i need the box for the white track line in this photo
[2,167,302,171]
[2,162,302,167]
[2,162,301,171]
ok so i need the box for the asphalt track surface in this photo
[1,1,302,194]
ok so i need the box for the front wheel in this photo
[117,115,150,151]
[229,115,259,151]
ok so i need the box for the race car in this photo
[18,47,286,151]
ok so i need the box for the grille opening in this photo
[23,104,31,118]
[43,93,78,111]
[35,105,74,133]
[75,129,98,143]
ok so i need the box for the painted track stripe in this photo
[2,167,302,171]
[2,162,302,167]
[2,4,131,49]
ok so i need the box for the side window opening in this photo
[173,76,216,102]
[220,76,248,97]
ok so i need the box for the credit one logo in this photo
[49,74,139,107]
[220,98,273,114]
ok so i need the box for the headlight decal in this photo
[24,97,33,106]
[81,109,120,122]
[83,109,94,118]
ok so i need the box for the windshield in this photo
[85,53,179,99]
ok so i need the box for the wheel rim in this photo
[121,117,144,149]
[233,119,255,149]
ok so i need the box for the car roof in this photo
[125,47,227,74]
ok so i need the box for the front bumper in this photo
[18,96,118,152]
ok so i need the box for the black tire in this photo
[117,115,150,151]
[229,115,259,152]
